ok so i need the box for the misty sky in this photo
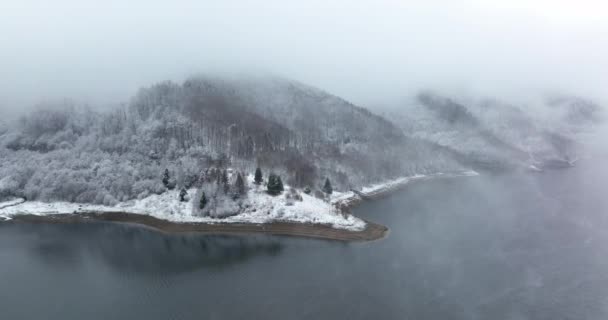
[1,0,607,114]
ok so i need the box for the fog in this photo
[1,0,607,116]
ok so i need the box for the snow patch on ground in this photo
[0,197,25,209]
[0,187,365,231]
[236,186,364,230]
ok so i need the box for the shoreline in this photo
[0,171,476,242]
[5,212,388,242]
[332,171,477,212]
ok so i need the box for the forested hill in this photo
[0,76,462,205]
[384,91,602,171]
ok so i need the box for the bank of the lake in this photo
[5,212,388,241]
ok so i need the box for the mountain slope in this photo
[0,76,463,204]
[384,92,601,171]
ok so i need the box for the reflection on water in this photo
[10,223,282,274]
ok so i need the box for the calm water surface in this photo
[2,159,608,319]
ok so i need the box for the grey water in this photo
[2,159,608,319]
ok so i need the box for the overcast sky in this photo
[1,0,607,114]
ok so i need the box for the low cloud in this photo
[1,0,607,113]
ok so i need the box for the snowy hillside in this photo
[383,92,602,171]
[0,75,464,206]
[0,74,601,226]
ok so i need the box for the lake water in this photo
[2,159,608,319]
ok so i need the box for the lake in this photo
[2,158,608,319]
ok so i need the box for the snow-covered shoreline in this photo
[0,187,365,231]
[0,170,478,235]
[331,170,478,210]
[0,197,25,209]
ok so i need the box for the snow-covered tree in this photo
[179,187,188,202]
[277,176,284,193]
[162,169,170,188]
[254,167,263,185]
[267,174,284,195]
[221,169,230,194]
[323,178,333,195]
[234,172,246,197]
[199,192,207,209]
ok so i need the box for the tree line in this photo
[163,166,334,214]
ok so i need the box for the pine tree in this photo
[267,173,284,195]
[277,176,284,193]
[179,187,187,202]
[199,192,208,209]
[235,172,246,196]
[266,174,276,195]
[221,169,228,185]
[254,167,263,185]
[222,170,230,194]
[162,169,170,188]
[323,178,333,195]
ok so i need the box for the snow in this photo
[359,175,424,194]
[0,186,366,231]
[0,198,26,209]
[350,171,478,196]
[330,170,479,214]
[236,186,364,230]
[330,190,356,203]
[0,170,479,230]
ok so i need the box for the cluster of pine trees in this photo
[162,165,334,218]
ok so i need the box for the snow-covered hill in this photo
[383,92,602,171]
[0,74,602,225]
[0,76,464,206]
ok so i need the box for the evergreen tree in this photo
[267,173,284,195]
[323,178,333,195]
[254,167,263,185]
[199,192,208,209]
[179,187,187,202]
[222,170,230,194]
[235,172,246,196]
[162,169,170,188]
[221,169,228,185]
[267,174,276,194]
[277,176,284,193]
